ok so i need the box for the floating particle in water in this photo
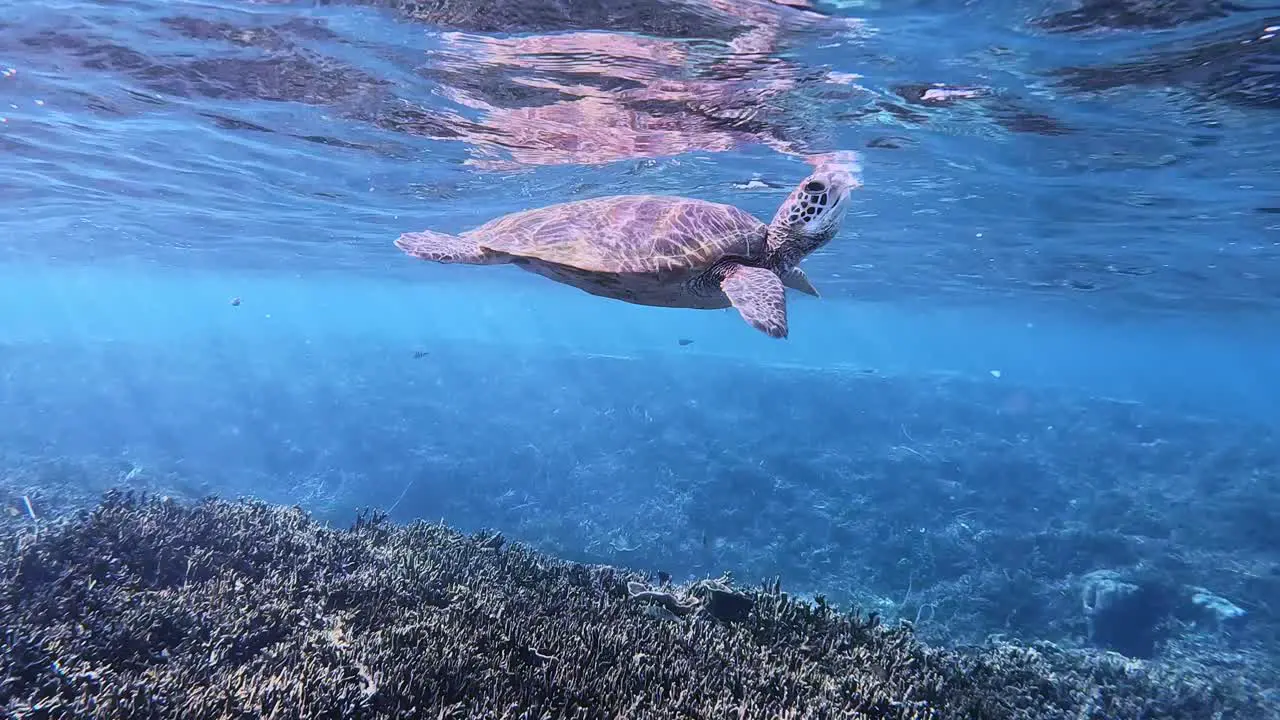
[230,297,241,306]
[413,350,430,359]
[678,338,694,346]
[989,369,1002,378]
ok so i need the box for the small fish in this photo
[413,350,430,359]
[678,338,694,346]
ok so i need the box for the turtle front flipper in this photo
[721,264,788,339]
[395,230,506,265]
[781,266,820,297]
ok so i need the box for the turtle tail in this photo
[395,230,506,265]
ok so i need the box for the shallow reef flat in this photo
[0,491,1269,719]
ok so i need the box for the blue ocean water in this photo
[2,0,1279,689]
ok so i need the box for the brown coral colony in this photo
[0,492,1263,719]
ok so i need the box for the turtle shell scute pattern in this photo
[470,195,768,274]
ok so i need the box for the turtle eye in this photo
[804,181,826,193]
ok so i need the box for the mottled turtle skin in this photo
[458,195,776,308]
[395,153,861,338]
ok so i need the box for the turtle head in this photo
[767,151,862,264]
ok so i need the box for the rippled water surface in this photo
[2,0,1277,312]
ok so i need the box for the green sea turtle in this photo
[394,153,861,338]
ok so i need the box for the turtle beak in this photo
[814,154,862,198]
[804,150,862,177]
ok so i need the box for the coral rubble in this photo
[0,491,1268,719]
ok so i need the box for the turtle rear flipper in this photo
[781,266,819,297]
[721,264,788,339]
[395,230,507,265]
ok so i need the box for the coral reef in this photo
[4,343,1279,711]
[1,491,1269,719]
